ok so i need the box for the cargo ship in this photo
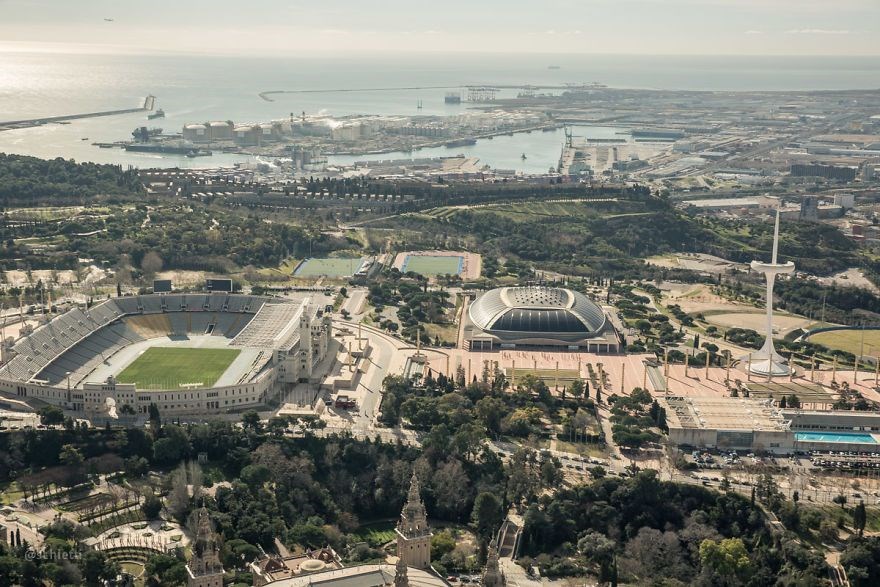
[124,143,211,156]
[147,108,165,120]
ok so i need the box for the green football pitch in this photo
[401,255,463,276]
[116,347,241,390]
[293,257,365,277]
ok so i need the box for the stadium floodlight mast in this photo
[747,208,795,378]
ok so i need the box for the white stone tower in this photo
[748,209,796,377]
[396,473,432,570]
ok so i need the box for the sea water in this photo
[1,51,878,170]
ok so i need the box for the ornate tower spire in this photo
[187,508,224,587]
[394,557,410,587]
[482,537,505,587]
[407,472,421,504]
[396,472,432,570]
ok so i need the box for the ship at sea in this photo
[124,141,210,156]
[147,108,165,120]
[444,137,476,148]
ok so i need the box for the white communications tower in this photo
[748,208,795,377]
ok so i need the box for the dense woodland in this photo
[4,412,875,586]
[0,154,143,206]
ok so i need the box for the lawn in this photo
[0,481,23,504]
[117,347,240,390]
[809,329,880,358]
[555,440,608,458]
[401,255,463,276]
[351,521,397,547]
[423,322,458,345]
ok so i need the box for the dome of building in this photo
[300,559,326,573]
[469,286,606,334]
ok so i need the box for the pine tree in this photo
[854,501,867,537]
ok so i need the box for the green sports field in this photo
[293,257,365,278]
[809,329,880,358]
[401,255,463,276]
[117,347,241,390]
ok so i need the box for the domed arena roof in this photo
[468,286,606,335]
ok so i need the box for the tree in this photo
[167,465,191,522]
[242,410,262,432]
[241,464,271,490]
[80,551,119,586]
[145,553,188,586]
[475,397,505,435]
[59,444,83,467]
[141,251,163,279]
[153,438,184,465]
[431,530,456,560]
[471,492,503,541]
[38,405,64,426]
[141,493,163,520]
[819,519,839,542]
[148,403,161,434]
[570,379,586,402]
[853,501,867,537]
[578,531,616,582]
[699,538,751,581]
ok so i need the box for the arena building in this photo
[0,293,331,421]
[462,286,620,351]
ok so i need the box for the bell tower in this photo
[187,508,224,587]
[396,473,431,570]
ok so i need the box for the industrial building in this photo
[462,286,620,351]
[790,163,858,182]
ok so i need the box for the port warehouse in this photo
[0,293,331,419]
[665,396,880,453]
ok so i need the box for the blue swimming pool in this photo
[795,432,877,444]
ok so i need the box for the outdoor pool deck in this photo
[795,432,878,444]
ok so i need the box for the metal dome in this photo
[468,286,606,335]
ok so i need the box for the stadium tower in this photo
[748,209,795,377]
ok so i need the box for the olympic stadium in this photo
[0,293,332,420]
[462,286,620,351]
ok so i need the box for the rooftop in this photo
[664,396,789,432]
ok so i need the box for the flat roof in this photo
[264,564,447,587]
[686,198,761,208]
[744,382,835,402]
[664,396,789,432]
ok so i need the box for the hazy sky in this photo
[1,0,878,56]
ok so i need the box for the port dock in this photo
[0,96,155,131]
